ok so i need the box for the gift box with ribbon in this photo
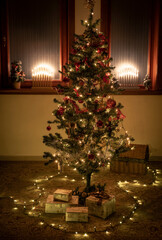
[54,189,72,202]
[86,193,115,219]
[45,194,79,213]
[65,207,88,222]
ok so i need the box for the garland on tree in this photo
[43,7,134,190]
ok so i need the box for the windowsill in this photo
[0,87,59,95]
[0,87,162,95]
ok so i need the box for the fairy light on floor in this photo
[8,163,161,237]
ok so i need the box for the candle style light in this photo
[32,64,54,87]
[117,63,139,87]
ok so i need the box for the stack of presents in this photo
[45,189,115,222]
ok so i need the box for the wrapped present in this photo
[66,207,88,222]
[86,195,115,219]
[45,195,79,213]
[54,189,72,202]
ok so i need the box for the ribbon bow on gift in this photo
[90,192,110,205]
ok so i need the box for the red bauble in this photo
[97,120,104,128]
[88,154,95,160]
[103,75,110,84]
[97,48,106,54]
[46,125,51,131]
[98,33,106,41]
[83,57,88,63]
[108,117,112,122]
[63,96,70,103]
[78,100,84,103]
[57,106,65,115]
[63,77,70,83]
[106,99,116,108]
[71,48,78,54]
[79,80,84,86]
[97,48,101,54]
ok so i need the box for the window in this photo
[0,0,75,89]
[101,0,161,91]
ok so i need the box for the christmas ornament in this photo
[106,99,116,108]
[63,77,70,83]
[57,107,65,115]
[79,80,84,86]
[96,120,104,128]
[46,125,51,131]
[88,153,95,160]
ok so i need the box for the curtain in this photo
[111,0,151,87]
[8,0,60,79]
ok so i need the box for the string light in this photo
[9,163,160,236]
[13,207,18,210]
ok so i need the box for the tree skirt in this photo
[0,161,161,240]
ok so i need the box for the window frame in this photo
[101,0,162,93]
[0,0,75,90]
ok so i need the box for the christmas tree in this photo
[43,3,134,191]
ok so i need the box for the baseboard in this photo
[149,156,162,161]
[0,155,45,161]
[0,155,162,162]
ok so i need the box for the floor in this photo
[0,161,161,240]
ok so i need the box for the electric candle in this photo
[32,64,54,87]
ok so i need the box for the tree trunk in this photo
[86,173,92,190]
